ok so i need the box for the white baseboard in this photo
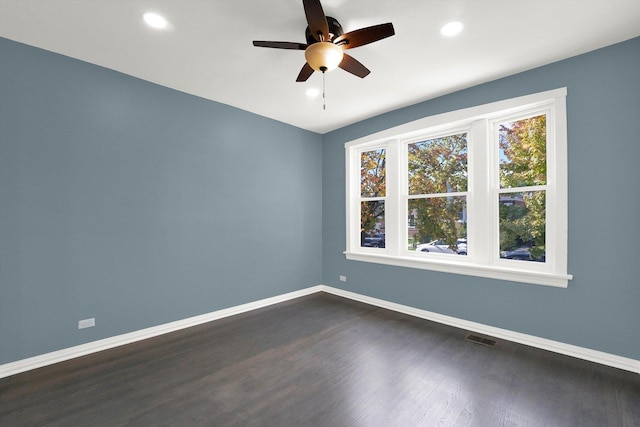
[0,286,323,379]
[2,284,638,379]
[319,285,640,374]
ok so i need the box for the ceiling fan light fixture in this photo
[305,42,344,72]
[252,0,394,82]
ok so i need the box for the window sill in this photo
[344,251,572,288]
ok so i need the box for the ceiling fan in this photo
[252,0,395,82]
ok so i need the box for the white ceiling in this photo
[1,1,639,134]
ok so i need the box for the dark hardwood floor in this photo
[1,293,638,426]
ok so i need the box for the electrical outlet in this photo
[339,275,347,282]
[78,318,95,329]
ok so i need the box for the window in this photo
[409,131,468,256]
[498,114,547,262]
[345,88,572,287]
[360,148,386,248]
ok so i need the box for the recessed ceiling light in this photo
[306,88,320,98]
[440,21,463,37]
[143,12,168,29]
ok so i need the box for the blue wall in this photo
[0,38,323,364]
[322,37,640,360]
[2,35,639,366]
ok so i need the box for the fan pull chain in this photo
[322,71,326,110]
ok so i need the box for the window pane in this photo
[409,197,467,255]
[499,115,547,188]
[408,133,467,196]
[361,149,386,198]
[499,191,546,262]
[361,201,385,248]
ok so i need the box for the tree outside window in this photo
[499,115,547,262]
[408,133,468,253]
[360,149,385,247]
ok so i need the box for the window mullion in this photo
[467,119,491,264]
[385,139,402,255]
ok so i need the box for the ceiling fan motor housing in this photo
[252,0,395,82]
[305,16,344,44]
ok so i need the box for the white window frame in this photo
[345,88,572,287]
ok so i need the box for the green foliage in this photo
[361,149,386,198]
[410,197,466,248]
[499,192,546,257]
[499,115,547,188]
[360,150,386,236]
[408,134,467,247]
[499,115,547,257]
[408,134,467,195]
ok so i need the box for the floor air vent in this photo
[465,334,497,347]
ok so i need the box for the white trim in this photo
[344,88,567,149]
[2,285,637,379]
[319,285,639,374]
[0,286,323,379]
[344,251,572,287]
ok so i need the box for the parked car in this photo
[500,247,545,262]
[416,238,467,255]
[500,248,532,260]
[456,238,467,255]
[363,233,385,248]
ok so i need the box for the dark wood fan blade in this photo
[334,23,395,49]
[339,53,370,78]
[303,0,329,42]
[296,63,315,82]
[253,41,308,50]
